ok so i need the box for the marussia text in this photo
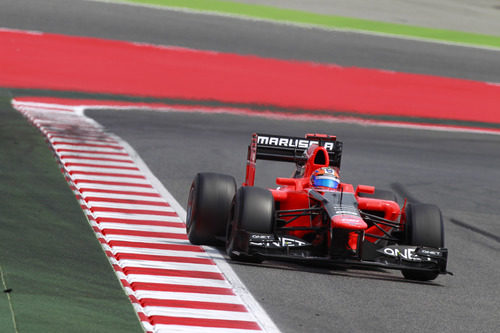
[257,135,336,151]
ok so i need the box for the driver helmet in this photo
[311,167,340,190]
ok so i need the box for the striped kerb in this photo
[13,99,279,333]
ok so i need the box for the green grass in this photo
[117,0,500,49]
[0,89,143,332]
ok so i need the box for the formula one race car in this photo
[186,133,450,281]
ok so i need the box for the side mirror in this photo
[276,177,296,186]
[356,185,375,195]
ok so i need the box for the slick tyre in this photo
[226,186,275,262]
[186,173,236,245]
[402,203,444,281]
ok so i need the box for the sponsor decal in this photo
[332,214,367,229]
[338,216,362,225]
[378,246,445,262]
[333,204,360,218]
[280,236,308,247]
[417,248,443,257]
[249,234,308,247]
[257,135,336,151]
[249,234,274,241]
[379,245,425,262]
[334,208,359,216]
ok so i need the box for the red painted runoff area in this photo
[1,29,499,124]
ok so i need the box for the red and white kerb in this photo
[12,98,280,333]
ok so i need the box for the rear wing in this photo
[244,133,343,186]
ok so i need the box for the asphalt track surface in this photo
[87,110,500,333]
[5,0,500,332]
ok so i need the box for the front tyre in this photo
[401,203,444,281]
[186,173,236,245]
[226,186,275,262]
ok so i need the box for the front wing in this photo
[230,230,450,275]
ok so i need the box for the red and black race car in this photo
[186,133,450,281]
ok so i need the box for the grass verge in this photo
[0,89,143,332]
[117,0,500,49]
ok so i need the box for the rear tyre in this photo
[226,186,274,262]
[186,173,236,245]
[401,203,444,281]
